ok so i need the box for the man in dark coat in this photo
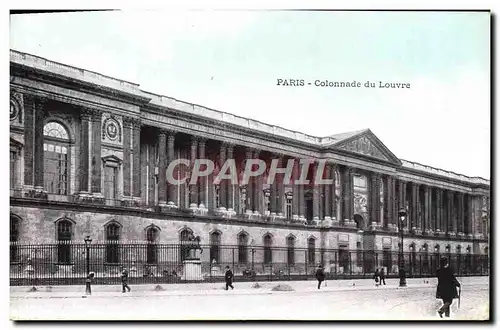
[436,257,461,318]
[121,268,131,293]
[379,268,386,285]
[224,266,234,290]
[315,264,326,289]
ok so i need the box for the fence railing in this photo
[10,242,489,286]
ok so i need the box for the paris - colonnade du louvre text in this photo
[9,49,490,283]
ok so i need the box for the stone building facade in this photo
[10,50,490,264]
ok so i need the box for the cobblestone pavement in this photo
[10,277,489,321]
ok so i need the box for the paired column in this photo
[270,156,277,216]
[132,120,142,199]
[157,130,167,205]
[298,160,305,220]
[466,194,474,236]
[276,156,285,216]
[147,143,156,206]
[423,185,431,233]
[398,180,407,229]
[436,188,443,233]
[198,138,207,208]
[253,150,261,214]
[323,164,332,220]
[166,131,176,206]
[245,149,253,212]
[91,111,102,196]
[226,143,234,211]
[292,159,299,219]
[79,109,92,193]
[458,193,465,235]
[23,94,35,188]
[189,137,198,208]
[122,117,132,198]
[383,175,393,229]
[33,97,46,190]
[218,143,227,210]
[312,162,320,221]
[370,173,381,225]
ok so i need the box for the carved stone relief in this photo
[338,135,389,161]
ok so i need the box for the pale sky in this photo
[9,10,490,179]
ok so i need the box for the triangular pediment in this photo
[331,129,401,165]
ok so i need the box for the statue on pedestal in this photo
[185,233,203,260]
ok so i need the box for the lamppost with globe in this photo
[398,208,407,287]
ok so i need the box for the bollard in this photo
[85,272,94,295]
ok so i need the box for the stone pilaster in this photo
[424,185,431,234]
[91,111,102,196]
[270,155,277,216]
[390,177,397,230]
[79,109,92,194]
[167,131,177,206]
[198,138,207,209]
[157,130,167,205]
[189,136,199,209]
[341,166,351,225]
[298,161,305,221]
[446,190,453,235]
[122,117,132,198]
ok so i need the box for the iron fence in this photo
[10,242,489,286]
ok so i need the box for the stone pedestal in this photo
[181,259,203,281]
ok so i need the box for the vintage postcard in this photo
[9,9,490,321]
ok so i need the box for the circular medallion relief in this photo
[106,119,119,141]
[10,101,18,121]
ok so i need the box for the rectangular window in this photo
[43,144,68,195]
[104,166,117,205]
[238,245,248,264]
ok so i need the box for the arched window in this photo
[146,227,159,264]
[210,231,221,264]
[308,237,316,265]
[263,234,273,264]
[10,216,20,262]
[43,122,70,195]
[105,223,120,264]
[287,236,295,265]
[237,232,248,264]
[57,219,72,264]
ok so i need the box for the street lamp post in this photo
[398,208,407,287]
[84,235,92,295]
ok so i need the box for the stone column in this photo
[391,177,397,228]
[424,185,431,234]
[122,118,132,198]
[410,183,418,231]
[312,162,320,222]
[399,180,407,229]
[369,173,379,227]
[277,156,285,216]
[298,161,305,221]
[349,168,355,222]
[91,111,102,196]
[245,149,253,213]
[23,94,35,188]
[458,193,465,235]
[253,150,261,214]
[383,176,392,229]
[446,190,453,234]
[132,120,141,200]
[341,166,351,225]
[157,130,167,205]
[466,194,474,237]
[79,109,92,194]
[226,143,235,212]
[436,188,442,234]
[198,138,207,209]
[148,144,156,206]
[218,143,227,210]
[167,131,177,206]
[189,137,198,209]
[270,155,277,216]
[33,97,46,191]
[292,159,299,220]
[324,164,332,220]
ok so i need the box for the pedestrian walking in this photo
[121,268,131,293]
[373,269,380,286]
[315,264,326,289]
[379,268,386,285]
[224,266,234,290]
[85,272,95,295]
[436,257,461,318]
